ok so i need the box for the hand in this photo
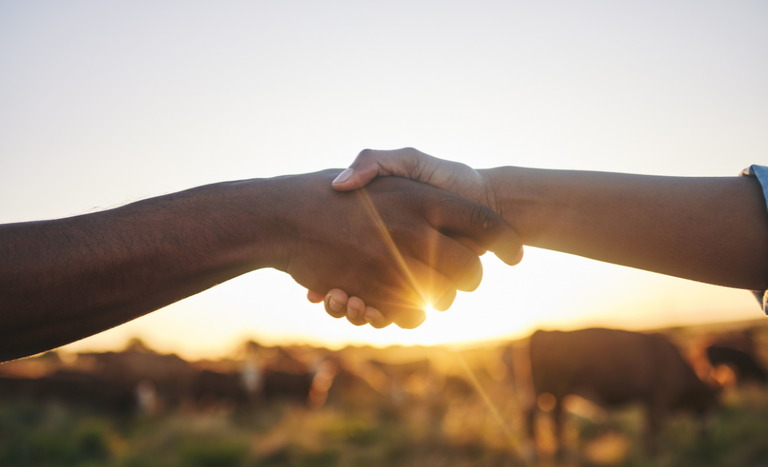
[331,147,498,211]
[277,169,521,329]
[306,288,392,328]
[309,149,523,323]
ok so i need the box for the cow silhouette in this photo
[527,328,718,454]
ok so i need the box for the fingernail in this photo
[327,294,342,312]
[348,306,360,319]
[332,168,353,185]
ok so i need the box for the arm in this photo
[484,166,768,290]
[0,169,521,361]
[332,148,768,291]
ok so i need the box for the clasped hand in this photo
[287,165,522,329]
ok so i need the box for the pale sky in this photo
[1,1,767,359]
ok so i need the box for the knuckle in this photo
[464,253,482,273]
[451,248,479,276]
[400,147,427,159]
[348,317,366,326]
[470,204,496,232]
[357,148,374,161]
[326,309,345,319]
[408,156,425,180]
[391,147,427,180]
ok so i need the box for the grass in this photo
[4,320,768,466]
[0,386,767,467]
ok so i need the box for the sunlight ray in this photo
[453,348,528,464]
[354,188,430,308]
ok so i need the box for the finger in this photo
[423,195,523,266]
[375,258,457,328]
[345,296,369,326]
[400,257,459,307]
[393,307,427,329]
[363,306,392,329]
[449,234,488,256]
[307,290,325,303]
[364,281,428,329]
[332,147,433,191]
[345,315,368,326]
[407,229,484,292]
[324,289,349,319]
[432,288,457,312]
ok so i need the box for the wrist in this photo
[238,169,345,273]
[477,166,548,246]
[183,177,296,275]
[220,176,302,273]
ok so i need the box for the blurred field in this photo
[2,318,768,467]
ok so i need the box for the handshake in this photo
[3,147,765,361]
[292,148,523,330]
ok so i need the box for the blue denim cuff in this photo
[741,165,768,208]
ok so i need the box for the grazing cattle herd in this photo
[527,328,720,453]
[1,324,766,459]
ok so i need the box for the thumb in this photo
[331,164,381,192]
[332,147,431,191]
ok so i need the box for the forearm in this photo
[0,178,282,361]
[1,166,519,359]
[482,167,768,290]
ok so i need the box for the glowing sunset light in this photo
[1,1,765,359]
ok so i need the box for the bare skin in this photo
[0,168,521,362]
[320,148,768,319]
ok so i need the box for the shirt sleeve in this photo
[739,165,768,313]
